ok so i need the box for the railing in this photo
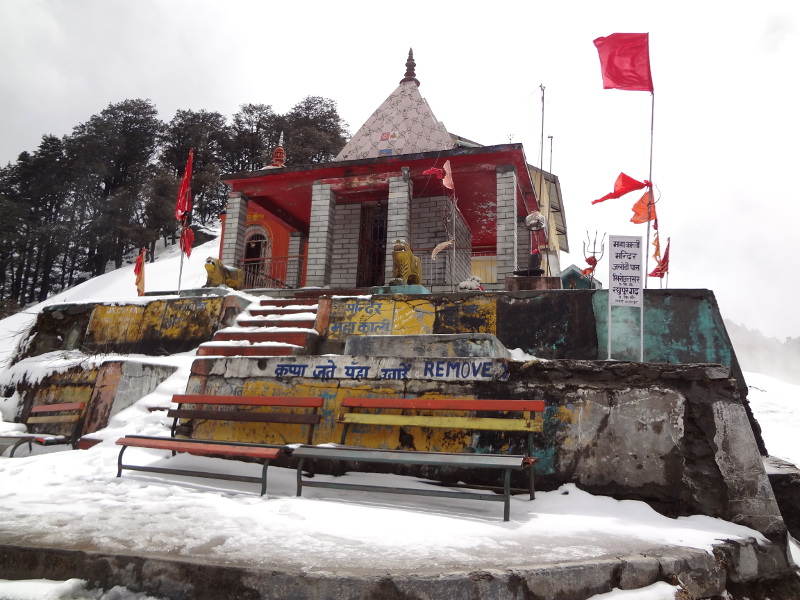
[470,252,497,284]
[241,255,305,290]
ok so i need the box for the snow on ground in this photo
[0,226,224,373]
[0,229,798,598]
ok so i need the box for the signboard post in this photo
[608,235,644,361]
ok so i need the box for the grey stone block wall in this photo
[411,195,471,287]
[221,192,248,268]
[384,175,412,284]
[307,182,336,287]
[496,166,518,281]
[288,231,306,288]
[330,204,361,288]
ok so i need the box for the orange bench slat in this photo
[29,402,85,414]
[172,395,324,408]
[116,437,281,459]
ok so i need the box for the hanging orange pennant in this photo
[630,191,656,224]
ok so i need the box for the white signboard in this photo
[609,235,643,308]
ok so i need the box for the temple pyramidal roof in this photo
[335,49,457,161]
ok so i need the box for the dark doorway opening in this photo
[357,202,387,287]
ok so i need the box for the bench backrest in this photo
[25,402,86,444]
[170,395,324,444]
[338,397,545,454]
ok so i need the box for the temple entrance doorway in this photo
[356,202,387,287]
[243,227,273,288]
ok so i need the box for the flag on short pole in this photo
[134,247,147,296]
[175,148,193,222]
[593,33,654,92]
[175,148,194,258]
[649,237,670,278]
[179,227,195,258]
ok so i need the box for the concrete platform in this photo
[1,531,796,600]
[0,448,797,600]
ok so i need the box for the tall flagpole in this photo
[641,91,655,362]
[539,84,547,274]
[645,92,655,286]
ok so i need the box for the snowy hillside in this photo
[0,228,223,372]
[0,227,798,599]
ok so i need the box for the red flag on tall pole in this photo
[593,33,654,92]
[175,148,194,222]
[592,173,650,204]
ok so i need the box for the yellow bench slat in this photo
[339,412,542,432]
[27,415,81,425]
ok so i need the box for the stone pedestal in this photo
[505,276,563,291]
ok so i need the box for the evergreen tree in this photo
[161,109,228,225]
[68,99,162,274]
[224,104,279,173]
[283,96,348,164]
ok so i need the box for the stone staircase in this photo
[197,297,320,357]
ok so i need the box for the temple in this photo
[219,50,568,291]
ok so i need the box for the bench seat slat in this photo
[119,464,265,486]
[338,412,542,432]
[174,395,324,408]
[116,436,281,459]
[168,409,321,425]
[341,398,545,412]
[26,415,82,425]
[299,480,511,503]
[292,446,526,469]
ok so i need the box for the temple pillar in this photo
[495,166,518,281]
[221,191,248,268]
[385,169,413,283]
[307,182,337,287]
[288,231,306,288]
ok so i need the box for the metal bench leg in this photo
[296,457,306,496]
[261,460,270,497]
[9,439,30,458]
[117,446,128,477]
[529,464,535,500]
[503,469,511,522]
[527,432,536,500]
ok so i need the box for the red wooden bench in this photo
[294,397,545,521]
[116,395,323,496]
[1,402,86,457]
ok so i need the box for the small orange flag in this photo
[630,191,656,224]
[134,248,147,296]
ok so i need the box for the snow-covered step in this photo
[236,314,317,329]
[197,340,302,357]
[249,306,318,318]
[213,329,317,347]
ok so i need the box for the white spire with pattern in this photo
[335,49,454,161]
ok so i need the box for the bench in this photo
[294,397,545,521]
[1,402,86,457]
[116,395,324,496]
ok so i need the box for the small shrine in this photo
[219,50,568,291]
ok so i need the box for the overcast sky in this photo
[1,0,798,339]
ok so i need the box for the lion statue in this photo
[390,239,422,286]
[204,257,244,290]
